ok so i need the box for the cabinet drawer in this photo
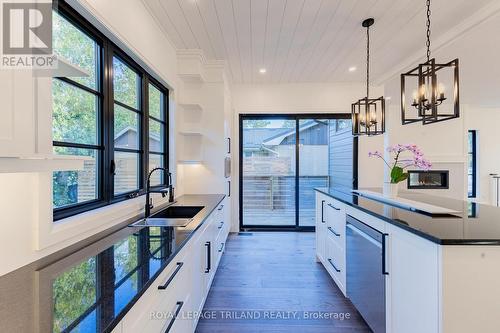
[325,200,345,250]
[325,200,344,230]
[121,251,191,333]
[325,237,346,295]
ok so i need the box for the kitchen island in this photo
[0,194,229,333]
[315,187,500,333]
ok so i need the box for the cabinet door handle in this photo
[228,180,231,197]
[205,241,211,273]
[218,221,224,229]
[227,137,231,154]
[218,242,225,253]
[321,200,325,223]
[328,226,341,237]
[218,204,224,211]
[158,262,183,290]
[382,233,389,275]
[327,203,340,211]
[163,301,184,333]
[327,258,341,272]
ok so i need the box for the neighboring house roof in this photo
[114,126,161,142]
[242,128,288,149]
[243,120,326,151]
[262,120,318,146]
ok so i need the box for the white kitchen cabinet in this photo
[118,200,229,333]
[121,250,192,333]
[385,223,440,333]
[316,192,347,296]
[0,70,36,157]
[0,71,87,171]
[315,192,327,263]
[317,192,440,333]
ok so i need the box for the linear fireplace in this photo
[407,170,449,189]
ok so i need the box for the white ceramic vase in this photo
[383,182,399,198]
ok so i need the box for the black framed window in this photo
[52,2,169,221]
[111,55,142,196]
[147,82,168,186]
[52,8,103,211]
[467,130,477,198]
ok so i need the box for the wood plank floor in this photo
[195,232,371,333]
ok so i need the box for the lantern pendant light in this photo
[352,18,385,136]
[401,0,459,125]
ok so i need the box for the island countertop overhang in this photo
[315,187,500,245]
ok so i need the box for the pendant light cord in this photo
[426,0,431,61]
[366,23,370,98]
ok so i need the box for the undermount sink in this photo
[152,206,204,219]
[129,205,205,228]
[130,217,193,228]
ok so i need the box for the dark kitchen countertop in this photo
[0,194,225,333]
[315,187,500,245]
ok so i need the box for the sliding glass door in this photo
[241,117,297,227]
[240,114,356,230]
[298,118,330,227]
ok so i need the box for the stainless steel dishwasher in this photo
[346,215,388,333]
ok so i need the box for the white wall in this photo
[0,0,180,276]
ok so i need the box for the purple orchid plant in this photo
[369,144,432,184]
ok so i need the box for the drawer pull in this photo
[218,221,224,229]
[218,242,225,253]
[158,262,184,290]
[164,301,184,333]
[327,203,340,211]
[205,241,211,273]
[321,200,325,223]
[327,258,341,272]
[382,233,389,275]
[328,226,341,237]
[218,204,224,211]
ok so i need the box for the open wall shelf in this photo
[178,103,203,112]
[177,133,203,164]
[0,155,88,173]
[178,160,203,165]
[179,131,203,136]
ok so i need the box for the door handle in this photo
[321,200,325,223]
[163,301,184,333]
[327,203,340,211]
[327,258,341,272]
[218,221,224,229]
[158,262,183,290]
[328,226,341,237]
[382,233,389,275]
[110,160,116,175]
[218,242,225,252]
[205,241,211,273]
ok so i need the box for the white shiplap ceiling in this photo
[143,0,498,84]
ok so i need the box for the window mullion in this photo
[164,90,169,184]
[141,75,150,189]
[103,41,114,203]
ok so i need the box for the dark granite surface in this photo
[315,187,500,245]
[0,194,225,333]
